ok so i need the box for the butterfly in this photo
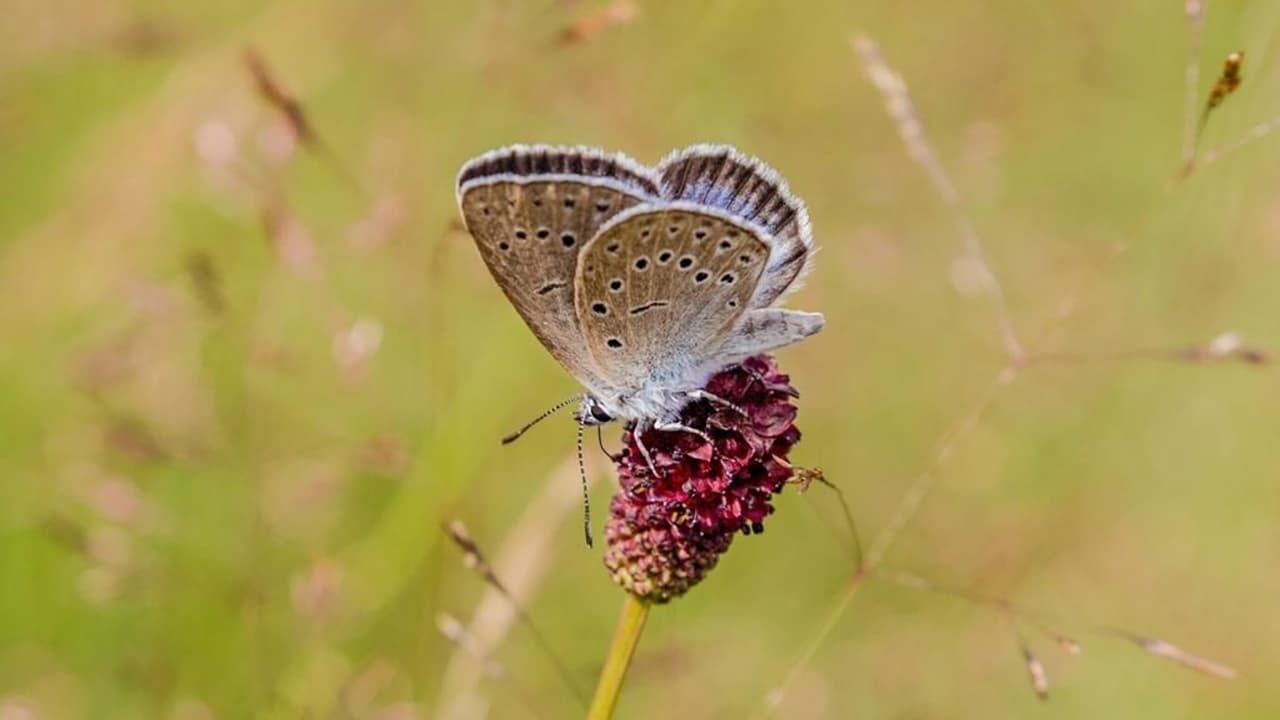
[456,144,823,477]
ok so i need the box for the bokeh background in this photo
[2,1,1279,718]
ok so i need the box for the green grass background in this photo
[2,1,1279,718]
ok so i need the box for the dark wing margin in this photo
[458,144,661,197]
[656,144,814,307]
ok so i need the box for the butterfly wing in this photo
[458,145,660,388]
[574,204,774,391]
[657,144,814,308]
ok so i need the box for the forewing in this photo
[575,204,768,388]
[458,145,659,386]
[657,144,814,307]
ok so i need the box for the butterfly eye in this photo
[588,403,613,423]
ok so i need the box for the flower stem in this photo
[587,594,650,720]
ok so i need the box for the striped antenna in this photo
[501,395,582,445]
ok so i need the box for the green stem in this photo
[587,594,650,720]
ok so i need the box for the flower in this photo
[603,355,802,603]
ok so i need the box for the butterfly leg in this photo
[682,389,747,417]
[653,418,711,445]
[632,419,661,478]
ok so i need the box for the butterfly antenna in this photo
[595,425,621,462]
[501,395,582,445]
[577,421,594,547]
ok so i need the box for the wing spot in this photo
[595,201,610,212]
[739,254,753,264]
[727,299,738,308]
[515,229,528,240]
[678,256,695,270]
[606,337,624,349]
[718,239,732,251]
[657,250,673,264]
[591,301,609,316]
[537,281,566,295]
[667,224,681,236]
[694,270,710,284]
[640,228,652,239]
[606,243,620,254]
[634,257,650,271]
[609,278,624,292]
[498,241,510,251]
[481,207,492,216]
[564,197,576,208]
[536,228,550,240]
[693,228,709,240]
[561,233,576,248]
[720,273,736,285]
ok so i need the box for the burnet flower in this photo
[603,354,802,603]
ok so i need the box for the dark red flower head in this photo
[603,355,802,603]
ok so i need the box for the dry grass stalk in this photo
[1193,112,1280,172]
[789,467,863,571]
[443,518,586,705]
[243,48,314,145]
[1179,47,1249,180]
[1181,0,1207,165]
[435,454,600,720]
[243,47,367,197]
[1019,640,1051,701]
[437,613,506,680]
[1024,331,1271,367]
[851,31,1025,365]
[1123,634,1237,679]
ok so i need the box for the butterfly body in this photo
[457,144,823,434]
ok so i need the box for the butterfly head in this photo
[577,395,616,427]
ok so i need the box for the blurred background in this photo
[2,1,1279,718]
